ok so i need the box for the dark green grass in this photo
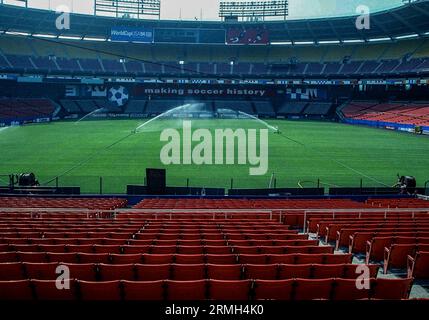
[0,119,428,194]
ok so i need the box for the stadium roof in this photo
[1,1,429,43]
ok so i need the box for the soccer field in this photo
[0,119,428,194]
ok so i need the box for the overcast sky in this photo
[10,0,404,20]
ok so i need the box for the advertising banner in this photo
[133,84,277,98]
[111,27,154,43]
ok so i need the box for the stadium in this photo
[0,0,429,308]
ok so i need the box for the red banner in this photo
[226,27,269,45]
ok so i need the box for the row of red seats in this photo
[0,197,127,210]
[134,198,367,209]
[336,228,429,250]
[0,244,333,255]
[321,221,429,243]
[366,236,429,262]
[0,252,353,265]
[0,262,380,281]
[0,239,318,247]
[317,218,429,238]
[134,233,308,241]
[384,244,429,272]
[0,238,130,245]
[352,233,429,255]
[0,230,299,238]
[308,214,429,233]
[367,199,429,208]
[0,238,316,247]
[0,278,412,300]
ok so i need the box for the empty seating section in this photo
[302,103,333,116]
[342,101,429,127]
[215,101,254,114]
[0,197,427,299]
[1,35,429,77]
[0,277,412,300]
[253,101,275,116]
[124,100,147,114]
[59,100,122,114]
[145,100,184,114]
[278,102,308,115]
[0,98,55,121]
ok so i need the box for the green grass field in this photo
[0,119,428,194]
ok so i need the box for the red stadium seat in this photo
[207,264,243,280]
[122,245,150,254]
[371,278,412,300]
[254,279,294,300]
[259,246,284,254]
[110,253,143,264]
[278,264,312,279]
[0,252,18,263]
[312,264,345,279]
[333,279,371,300]
[268,255,295,264]
[33,279,77,300]
[79,280,122,300]
[175,254,205,264]
[9,244,39,252]
[122,280,164,300]
[103,239,127,245]
[206,254,237,265]
[166,280,207,300]
[78,253,110,264]
[233,246,259,254]
[177,246,204,254]
[238,254,268,264]
[0,262,25,280]
[151,246,177,255]
[39,245,67,253]
[24,262,59,280]
[66,263,97,281]
[93,245,121,254]
[17,252,47,263]
[294,279,333,300]
[205,246,232,255]
[245,264,278,280]
[46,253,79,264]
[136,264,171,281]
[98,264,135,281]
[343,264,379,279]
[407,251,429,279]
[144,254,174,264]
[209,280,251,300]
[0,280,33,300]
[325,254,353,264]
[171,264,205,280]
[66,245,93,253]
[295,254,324,264]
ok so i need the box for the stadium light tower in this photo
[219,1,289,21]
[95,0,160,19]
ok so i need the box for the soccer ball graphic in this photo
[108,86,129,107]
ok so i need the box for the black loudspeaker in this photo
[146,168,166,195]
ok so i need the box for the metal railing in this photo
[302,207,429,233]
[2,207,429,229]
